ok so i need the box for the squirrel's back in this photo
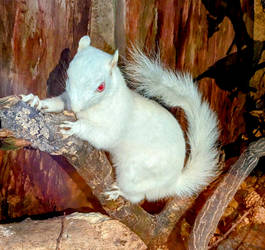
[124,47,220,198]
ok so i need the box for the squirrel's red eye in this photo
[97,82,105,92]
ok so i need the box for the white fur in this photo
[78,36,91,52]
[22,36,219,203]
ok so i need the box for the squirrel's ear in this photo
[78,36,91,52]
[110,50,119,69]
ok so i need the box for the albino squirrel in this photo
[22,35,219,203]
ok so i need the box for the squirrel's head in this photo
[66,35,119,112]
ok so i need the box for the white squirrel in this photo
[22,35,219,203]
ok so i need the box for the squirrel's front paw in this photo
[21,94,47,111]
[59,121,80,137]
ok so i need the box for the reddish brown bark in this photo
[0,0,91,98]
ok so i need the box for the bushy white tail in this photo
[126,48,219,196]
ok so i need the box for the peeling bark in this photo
[188,138,265,250]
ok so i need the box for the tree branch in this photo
[188,137,265,250]
[0,95,195,246]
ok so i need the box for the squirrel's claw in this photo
[20,94,46,111]
[59,121,78,136]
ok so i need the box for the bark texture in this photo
[188,138,265,249]
[0,212,147,249]
[0,0,91,98]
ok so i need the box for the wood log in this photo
[0,212,147,249]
